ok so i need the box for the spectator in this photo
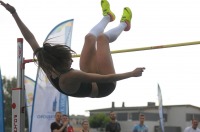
[50,112,67,132]
[62,114,74,132]
[80,120,90,132]
[106,111,121,132]
[132,114,148,132]
[184,119,200,132]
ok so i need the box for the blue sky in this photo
[1,0,200,116]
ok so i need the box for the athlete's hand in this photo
[0,1,16,14]
[132,67,145,77]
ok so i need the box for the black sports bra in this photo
[49,69,92,97]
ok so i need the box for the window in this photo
[117,113,128,121]
[131,112,167,121]
[131,113,140,120]
[186,113,200,121]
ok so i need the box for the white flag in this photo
[30,19,73,132]
[158,84,165,132]
[24,76,35,129]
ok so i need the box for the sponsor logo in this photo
[13,115,17,132]
[12,103,16,109]
[18,44,22,59]
[36,114,55,121]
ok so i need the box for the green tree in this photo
[89,113,110,129]
[2,76,28,131]
[3,76,15,131]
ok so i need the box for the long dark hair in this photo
[34,43,76,75]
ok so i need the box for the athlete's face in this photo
[66,59,73,69]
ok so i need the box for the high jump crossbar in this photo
[73,40,200,57]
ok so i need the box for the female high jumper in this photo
[0,0,145,98]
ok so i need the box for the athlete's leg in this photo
[96,7,132,97]
[79,0,115,97]
[96,7,132,74]
[79,0,115,72]
[95,34,116,97]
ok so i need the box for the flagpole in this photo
[158,84,165,132]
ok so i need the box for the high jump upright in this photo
[12,38,35,132]
[11,38,25,132]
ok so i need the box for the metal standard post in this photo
[12,38,25,132]
[21,57,25,132]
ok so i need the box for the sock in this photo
[89,16,110,37]
[104,22,127,43]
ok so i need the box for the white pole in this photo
[21,57,25,131]
[12,38,25,132]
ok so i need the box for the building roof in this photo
[88,104,200,113]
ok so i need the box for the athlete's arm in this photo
[63,67,145,83]
[0,1,40,51]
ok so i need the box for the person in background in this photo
[105,111,121,132]
[132,114,148,132]
[50,112,68,132]
[184,118,200,132]
[61,114,74,132]
[80,120,90,132]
